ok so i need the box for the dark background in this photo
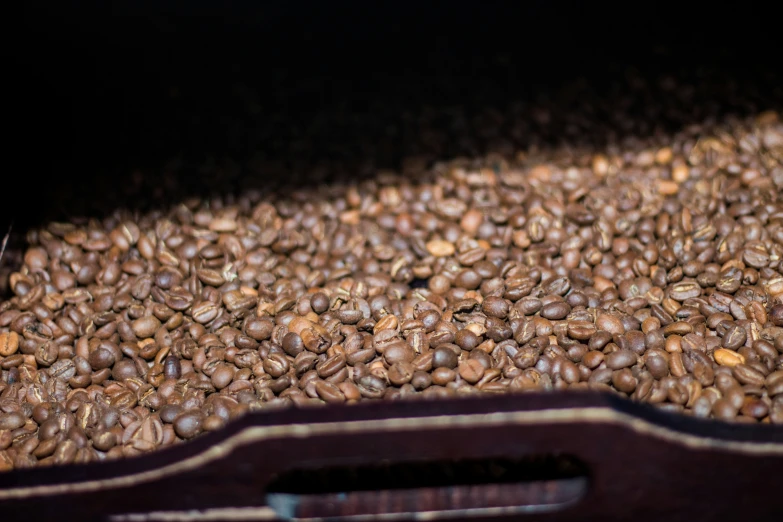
[7,0,783,230]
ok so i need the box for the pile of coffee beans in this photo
[2,74,783,471]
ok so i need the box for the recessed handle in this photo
[265,455,589,520]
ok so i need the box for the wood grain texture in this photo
[0,392,781,522]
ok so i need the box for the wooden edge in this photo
[1,400,783,502]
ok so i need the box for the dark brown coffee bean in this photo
[314,380,345,404]
[245,318,274,341]
[541,302,570,320]
[388,362,415,386]
[669,282,701,301]
[383,342,415,366]
[53,440,77,465]
[211,364,235,390]
[722,325,747,350]
[455,329,480,351]
[411,370,432,390]
[92,430,117,452]
[131,316,161,339]
[0,411,25,430]
[164,354,182,380]
[482,297,509,318]
[612,369,637,394]
[568,321,596,341]
[173,410,204,439]
[740,398,769,419]
[432,347,459,369]
[431,367,457,386]
[716,268,742,294]
[770,305,783,327]
[732,363,765,387]
[159,405,183,424]
[458,359,485,384]
[355,374,387,399]
[712,399,738,421]
[88,347,115,371]
[560,360,580,384]
[310,293,330,314]
[606,349,637,370]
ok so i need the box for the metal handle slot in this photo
[265,454,589,521]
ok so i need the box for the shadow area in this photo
[5,1,783,292]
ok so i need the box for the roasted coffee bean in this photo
[770,305,783,327]
[455,329,480,351]
[541,302,570,320]
[173,410,205,439]
[732,364,765,387]
[669,282,701,301]
[131,316,161,339]
[5,82,783,472]
[606,349,637,370]
[0,412,25,431]
[0,331,19,357]
[314,380,345,404]
[722,325,747,350]
[355,374,387,399]
[458,359,485,384]
[432,347,459,369]
[612,369,638,394]
[383,342,415,366]
[388,362,415,386]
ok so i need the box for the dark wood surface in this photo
[1,392,782,522]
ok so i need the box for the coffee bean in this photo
[712,399,738,421]
[211,364,235,389]
[714,348,745,367]
[431,367,457,386]
[92,430,117,452]
[722,325,747,350]
[770,305,783,327]
[766,371,783,396]
[411,370,432,390]
[53,440,77,465]
[606,349,637,370]
[596,314,624,335]
[741,398,769,419]
[383,342,415,366]
[245,318,274,341]
[665,283,696,303]
[310,293,330,314]
[0,412,25,431]
[388,362,415,386]
[432,347,459,369]
[426,239,455,258]
[356,374,387,399]
[732,364,765,387]
[173,410,205,439]
[568,321,596,340]
[131,316,161,338]
[482,297,509,319]
[0,331,19,356]
[314,380,345,404]
[458,359,485,384]
[455,329,480,351]
[560,360,580,384]
[164,354,182,380]
[5,81,783,471]
[88,347,115,371]
[541,302,570,320]
[612,369,638,394]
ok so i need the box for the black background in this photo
[7,1,783,229]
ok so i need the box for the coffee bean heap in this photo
[2,96,783,470]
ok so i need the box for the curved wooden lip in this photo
[1,391,782,494]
